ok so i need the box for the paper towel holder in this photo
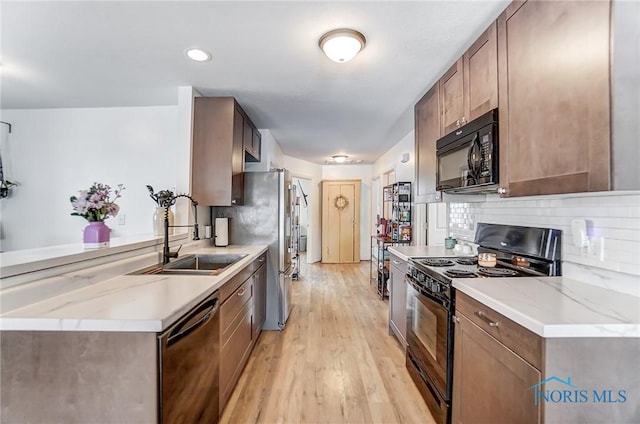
[215,217,229,247]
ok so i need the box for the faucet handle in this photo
[167,244,182,259]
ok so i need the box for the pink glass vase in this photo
[84,221,110,248]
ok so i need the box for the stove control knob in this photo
[432,282,440,293]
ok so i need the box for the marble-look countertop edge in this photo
[0,245,269,333]
[453,278,640,338]
[0,233,188,279]
[386,245,460,262]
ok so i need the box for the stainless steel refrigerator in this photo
[216,170,295,330]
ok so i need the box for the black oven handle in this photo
[405,275,451,310]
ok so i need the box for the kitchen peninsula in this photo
[0,237,268,422]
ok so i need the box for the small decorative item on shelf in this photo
[400,225,412,241]
[146,185,175,236]
[70,182,125,248]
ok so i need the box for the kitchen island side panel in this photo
[1,331,158,423]
[542,337,640,423]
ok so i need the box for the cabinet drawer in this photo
[456,291,542,370]
[220,279,253,344]
[219,253,266,302]
[220,303,253,407]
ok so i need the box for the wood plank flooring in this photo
[220,259,434,424]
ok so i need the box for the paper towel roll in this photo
[215,218,229,247]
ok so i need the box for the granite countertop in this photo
[386,244,640,339]
[0,245,268,333]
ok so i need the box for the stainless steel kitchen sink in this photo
[131,253,248,276]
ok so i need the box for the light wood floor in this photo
[220,259,435,424]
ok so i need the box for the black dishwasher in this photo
[158,290,220,423]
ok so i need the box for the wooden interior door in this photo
[322,180,361,263]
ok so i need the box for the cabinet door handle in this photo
[237,287,247,297]
[474,310,500,327]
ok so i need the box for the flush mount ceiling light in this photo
[185,48,212,62]
[319,29,366,63]
[332,154,349,163]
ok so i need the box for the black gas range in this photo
[405,223,562,424]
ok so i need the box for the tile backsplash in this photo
[448,191,640,295]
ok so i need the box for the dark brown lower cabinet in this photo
[453,292,640,424]
[452,313,541,424]
[219,253,267,414]
[252,261,267,340]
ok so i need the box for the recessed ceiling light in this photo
[332,155,348,163]
[319,29,366,63]
[185,48,212,62]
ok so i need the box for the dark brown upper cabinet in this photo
[415,83,442,203]
[440,22,498,137]
[496,0,611,197]
[244,118,261,163]
[192,97,246,206]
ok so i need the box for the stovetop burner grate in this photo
[444,269,477,278]
[477,267,518,277]
[419,258,455,267]
[455,257,478,266]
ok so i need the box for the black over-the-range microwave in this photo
[436,108,499,194]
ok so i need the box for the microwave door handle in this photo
[467,134,481,184]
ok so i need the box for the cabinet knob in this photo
[461,116,467,125]
[456,119,461,128]
[231,199,237,204]
[497,187,507,195]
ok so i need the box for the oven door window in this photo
[413,297,438,359]
[406,282,450,396]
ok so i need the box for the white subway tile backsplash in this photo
[448,191,640,293]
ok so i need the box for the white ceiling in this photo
[1,0,509,164]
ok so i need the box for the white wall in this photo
[0,105,183,251]
[284,156,323,263]
[322,164,373,260]
[372,130,415,182]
